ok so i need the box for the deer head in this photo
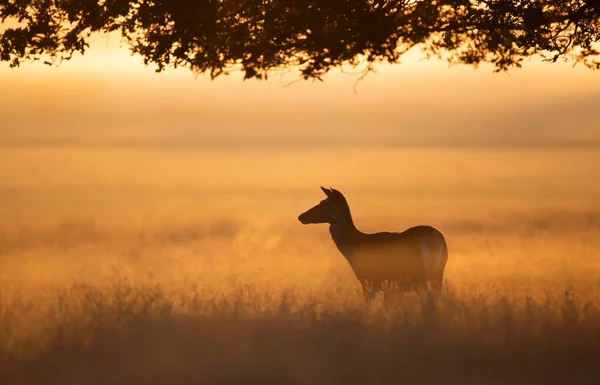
[298,187,350,225]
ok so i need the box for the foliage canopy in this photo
[1,0,599,80]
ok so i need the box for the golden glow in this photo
[2,32,599,146]
[1,30,600,383]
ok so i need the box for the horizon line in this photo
[1,137,600,150]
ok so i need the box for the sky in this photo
[1,32,599,148]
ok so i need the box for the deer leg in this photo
[415,282,436,317]
[430,279,443,302]
[415,282,430,305]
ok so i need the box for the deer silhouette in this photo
[298,187,448,305]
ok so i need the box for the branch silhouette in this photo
[1,0,599,80]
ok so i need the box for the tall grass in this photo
[1,279,599,385]
[1,190,599,384]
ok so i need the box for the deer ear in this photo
[320,186,332,197]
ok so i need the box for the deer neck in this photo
[329,218,362,260]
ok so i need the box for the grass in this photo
[1,277,600,384]
[1,195,599,384]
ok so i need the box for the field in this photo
[0,147,599,384]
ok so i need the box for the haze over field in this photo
[1,31,600,385]
[2,33,600,147]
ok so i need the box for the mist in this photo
[2,31,600,385]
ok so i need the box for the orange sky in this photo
[1,32,599,147]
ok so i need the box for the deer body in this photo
[299,187,448,301]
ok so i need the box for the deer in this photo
[298,187,448,308]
